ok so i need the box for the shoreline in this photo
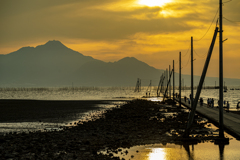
[0,99,225,159]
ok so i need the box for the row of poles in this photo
[157,0,225,138]
[134,0,225,139]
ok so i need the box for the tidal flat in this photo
[0,99,239,159]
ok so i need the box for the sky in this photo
[1,0,240,79]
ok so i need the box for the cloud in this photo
[0,0,198,44]
[0,0,238,48]
[0,0,239,79]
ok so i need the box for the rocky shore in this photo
[0,99,216,159]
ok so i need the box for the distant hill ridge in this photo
[0,40,164,87]
[1,40,239,87]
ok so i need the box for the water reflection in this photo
[218,144,225,160]
[181,143,228,160]
[148,148,165,159]
[145,145,190,160]
[147,97,163,102]
[105,139,239,160]
[182,143,193,160]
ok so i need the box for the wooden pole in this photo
[157,75,163,96]
[179,52,181,106]
[191,36,194,109]
[160,74,165,94]
[169,65,171,98]
[182,79,184,91]
[166,69,168,97]
[139,79,141,91]
[219,0,224,138]
[173,60,175,100]
[163,70,173,100]
[184,27,219,137]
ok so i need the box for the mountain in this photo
[68,57,163,86]
[1,40,239,87]
[0,40,164,87]
[0,40,98,86]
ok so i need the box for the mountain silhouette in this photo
[1,40,239,87]
[68,57,162,86]
[0,40,163,87]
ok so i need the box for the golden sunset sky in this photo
[1,0,240,79]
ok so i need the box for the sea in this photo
[0,86,239,134]
[0,86,239,106]
[179,85,240,110]
[0,87,144,101]
[0,87,147,135]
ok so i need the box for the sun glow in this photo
[138,0,172,7]
[148,148,166,160]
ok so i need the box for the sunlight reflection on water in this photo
[106,139,240,160]
[0,87,239,106]
[0,87,149,100]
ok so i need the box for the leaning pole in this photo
[184,27,219,137]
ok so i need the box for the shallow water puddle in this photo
[147,97,163,102]
[101,138,240,160]
[100,122,240,159]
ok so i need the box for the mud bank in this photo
[0,99,218,159]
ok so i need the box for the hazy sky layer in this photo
[1,0,240,79]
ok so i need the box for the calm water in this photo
[179,86,240,110]
[0,86,239,104]
[0,87,144,100]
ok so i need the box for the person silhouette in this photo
[227,101,230,112]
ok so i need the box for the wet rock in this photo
[5,153,15,158]
[0,99,215,160]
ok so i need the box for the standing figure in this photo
[237,102,240,109]
[200,98,203,106]
[227,101,230,112]
[212,98,214,108]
